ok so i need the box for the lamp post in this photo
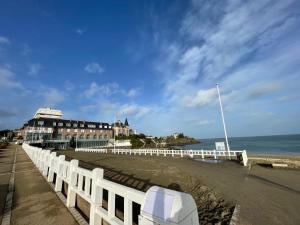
[216,83,231,159]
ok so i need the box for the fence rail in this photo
[23,143,199,225]
[75,148,248,166]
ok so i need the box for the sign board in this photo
[215,142,226,151]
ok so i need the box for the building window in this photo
[80,124,84,128]
[99,124,103,128]
[86,134,90,140]
[53,122,57,126]
[66,123,71,127]
[93,134,97,139]
[58,122,63,127]
[38,121,44,126]
[81,129,84,133]
[79,134,84,139]
[67,129,70,132]
[73,123,78,127]
[88,124,96,128]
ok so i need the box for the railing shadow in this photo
[63,155,181,193]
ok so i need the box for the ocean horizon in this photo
[183,134,300,156]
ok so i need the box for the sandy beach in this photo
[56,150,300,225]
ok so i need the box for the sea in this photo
[183,134,300,156]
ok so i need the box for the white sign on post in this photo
[215,142,226,151]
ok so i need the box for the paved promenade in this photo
[0,143,77,225]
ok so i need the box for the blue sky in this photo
[0,0,300,138]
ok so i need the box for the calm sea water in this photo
[183,134,300,156]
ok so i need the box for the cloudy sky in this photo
[0,0,300,138]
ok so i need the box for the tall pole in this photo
[216,83,231,159]
[113,115,116,151]
[76,121,79,149]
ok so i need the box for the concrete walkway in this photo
[0,143,78,225]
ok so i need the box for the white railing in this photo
[75,148,248,166]
[75,148,108,153]
[22,143,199,225]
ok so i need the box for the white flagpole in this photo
[76,121,79,149]
[216,83,231,159]
[113,115,116,151]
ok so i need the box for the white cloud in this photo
[183,88,218,107]
[84,62,104,74]
[127,88,139,97]
[158,0,299,108]
[277,95,297,102]
[21,44,32,55]
[0,36,10,45]
[84,82,141,99]
[76,29,85,35]
[246,82,281,100]
[40,87,65,106]
[28,63,42,75]
[84,82,120,98]
[64,80,74,91]
[120,103,152,119]
[0,66,23,89]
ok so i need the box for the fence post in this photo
[139,186,199,225]
[214,150,217,159]
[55,155,65,192]
[90,168,104,225]
[124,197,133,225]
[108,190,116,219]
[66,159,79,207]
[181,150,183,158]
[242,150,248,166]
[190,150,194,158]
[47,152,57,182]
[201,150,204,159]
[42,150,51,176]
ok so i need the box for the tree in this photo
[178,133,184,138]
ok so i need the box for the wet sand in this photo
[57,150,300,225]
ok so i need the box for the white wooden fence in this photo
[76,148,248,166]
[23,143,199,225]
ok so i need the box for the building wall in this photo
[113,126,129,136]
[23,125,113,141]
